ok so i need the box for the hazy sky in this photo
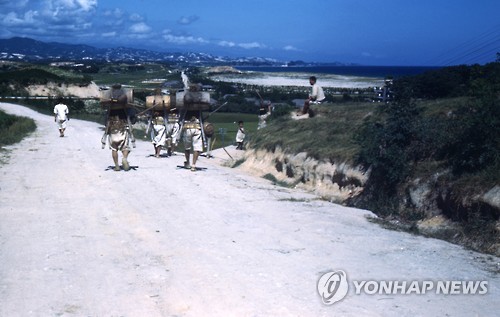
[1,0,499,66]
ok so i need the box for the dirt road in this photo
[0,103,498,316]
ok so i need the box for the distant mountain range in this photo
[0,37,345,67]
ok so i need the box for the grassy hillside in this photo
[0,62,92,97]
[249,102,375,163]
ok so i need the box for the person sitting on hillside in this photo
[298,76,326,117]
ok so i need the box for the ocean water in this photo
[210,65,442,88]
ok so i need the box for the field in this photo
[202,112,259,149]
[91,63,178,90]
[250,102,377,163]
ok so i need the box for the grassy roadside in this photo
[0,109,36,147]
[249,102,376,163]
[247,96,499,256]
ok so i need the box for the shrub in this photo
[355,61,500,218]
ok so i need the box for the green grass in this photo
[0,109,36,147]
[205,112,259,149]
[90,64,177,89]
[250,102,377,163]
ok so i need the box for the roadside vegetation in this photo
[0,109,36,147]
[247,61,499,255]
[352,62,499,254]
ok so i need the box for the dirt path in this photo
[0,103,498,317]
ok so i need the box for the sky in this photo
[0,0,499,66]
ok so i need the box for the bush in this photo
[356,92,422,192]
[355,61,500,218]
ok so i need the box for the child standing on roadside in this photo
[235,120,246,150]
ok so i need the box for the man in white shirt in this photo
[298,76,326,117]
[53,100,69,137]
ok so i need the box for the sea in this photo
[210,65,442,88]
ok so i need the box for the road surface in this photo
[0,103,498,316]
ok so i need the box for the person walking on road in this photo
[53,99,69,137]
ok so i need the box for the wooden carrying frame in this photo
[99,88,133,110]
[146,95,171,110]
[175,90,210,111]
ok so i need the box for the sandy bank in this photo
[209,72,385,88]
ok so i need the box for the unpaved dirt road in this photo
[0,103,499,317]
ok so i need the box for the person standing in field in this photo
[53,99,69,137]
[235,120,246,150]
[298,76,326,117]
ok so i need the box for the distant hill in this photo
[0,37,290,66]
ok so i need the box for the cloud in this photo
[3,11,38,27]
[129,22,151,34]
[46,0,97,13]
[101,31,116,38]
[129,13,144,22]
[238,42,266,49]
[103,8,125,19]
[177,15,199,25]
[283,45,298,51]
[218,40,236,47]
[0,0,29,8]
[75,0,97,12]
[0,0,97,27]
[0,1,273,55]
[162,29,208,45]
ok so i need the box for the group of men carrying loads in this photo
[100,73,213,172]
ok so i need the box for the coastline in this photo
[209,72,385,88]
[207,65,439,88]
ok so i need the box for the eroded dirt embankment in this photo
[25,82,100,98]
[234,147,500,256]
[236,147,368,203]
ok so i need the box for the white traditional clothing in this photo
[152,124,166,147]
[107,116,131,151]
[167,121,180,147]
[150,116,166,147]
[236,127,246,143]
[183,119,203,152]
[310,83,326,103]
[53,103,69,129]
